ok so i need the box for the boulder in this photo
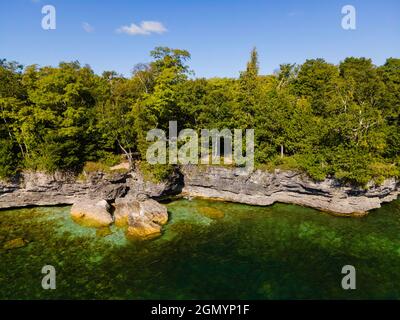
[114,197,168,227]
[122,198,168,240]
[113,197,140,227]
[3,238,29,250]
[126,216,162,240]
[140,199,168,225]
[70,199,113,227]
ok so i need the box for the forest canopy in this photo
[1,48,399,186]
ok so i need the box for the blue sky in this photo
[1,0,399,78]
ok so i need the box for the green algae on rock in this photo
[3,238,29,250]
[198,206,225,219]
[96,227,113,238]
[70,199,113,228]
[126,216,162,240]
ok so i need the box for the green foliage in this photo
[97,151,123,167]
[138,161,175,183]
[0,139,19,179]
[82,161,112,174]
[0,50,399,187]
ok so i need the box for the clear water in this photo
[1,198,400,299]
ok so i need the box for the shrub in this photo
[82,161,111,173]
[138,161,175,183]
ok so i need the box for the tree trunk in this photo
[117,140,133,170]
[280,144,284,158]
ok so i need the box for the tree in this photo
[95,74,139,168]
[135,47,192,160]
[0,49,398,186]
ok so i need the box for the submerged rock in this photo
[198,206,225,219]
[126,216,162,240]
[3,238,29,250]
[71,195,168,240]
[0,170,131,209]
[70,199,113,228]
[96,227,113,238]
[122,198,169,240]
[114,197,168,227]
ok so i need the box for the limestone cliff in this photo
[181,165,400,215]
[1,165,399,215]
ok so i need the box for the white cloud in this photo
[116,21,167,36]
[82,22,95,33]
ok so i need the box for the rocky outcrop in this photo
[198,206,225,219]
[181,165,400,215]
[0,168,181,209]
[1,165,399,216]
[113,196,169,239]
[70,199,113,227]
[0,171,129,209]
[126,168,183,199]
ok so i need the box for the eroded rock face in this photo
[0,169,180,209]
[181,165,400,215]
[70,199,113,227]
[126,168,183,199]
[1,165,399,216]
[0,171,129,209]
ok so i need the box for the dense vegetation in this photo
[1,48,399,185]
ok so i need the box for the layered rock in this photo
[70,199,113,227]
[1,165,399,216]
[126,168,183,199]
[181,165,400,215]
[0,171,129,209]
[0,168,181,210]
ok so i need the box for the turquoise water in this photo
[1,198,400,299]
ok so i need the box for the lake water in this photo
[1,198,400,299]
